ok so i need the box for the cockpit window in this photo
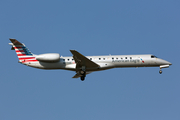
[151,55,157,58]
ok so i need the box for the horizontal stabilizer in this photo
[9,38,23,45]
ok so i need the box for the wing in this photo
[70,50,99,70]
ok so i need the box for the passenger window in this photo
[116,58,118,59]
[121,58,123,59]
[72,59,74,61]
[68,59,69,61]
[90,58,92,60]
[125,57,127,59]
[99,58,101,60]
[112,57,114,59]
[130,57,132,59]
[103,58,105,60]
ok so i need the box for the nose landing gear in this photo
[159,65,171,74]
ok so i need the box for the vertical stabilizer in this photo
[9,38,37,63]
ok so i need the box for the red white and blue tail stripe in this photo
[9,39,38,63]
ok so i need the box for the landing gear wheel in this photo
[80,71,85,75]
[80,66,86,81]
[81,76,85,81]
[159,70,162,74]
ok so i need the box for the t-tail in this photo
[9,38,38,63]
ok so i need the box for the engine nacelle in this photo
[36,53,60,62]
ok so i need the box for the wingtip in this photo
[70,50,77,53]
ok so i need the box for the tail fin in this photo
[9,38,37,63]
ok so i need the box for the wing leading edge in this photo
[70,50,99,69]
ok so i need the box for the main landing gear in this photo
[80,66,86,81]
[81,75,85,81]
[80,71,86,81]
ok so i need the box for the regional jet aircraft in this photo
[9,39,172,81]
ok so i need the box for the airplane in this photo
[9,38,172,81]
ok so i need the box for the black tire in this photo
[80,71,86,77]
[81,76,85,81]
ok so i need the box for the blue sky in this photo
[1,0,180,120]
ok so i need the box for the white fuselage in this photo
[9,39,172,80]
[22,54,171,72]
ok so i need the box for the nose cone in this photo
[159,59,172,65]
